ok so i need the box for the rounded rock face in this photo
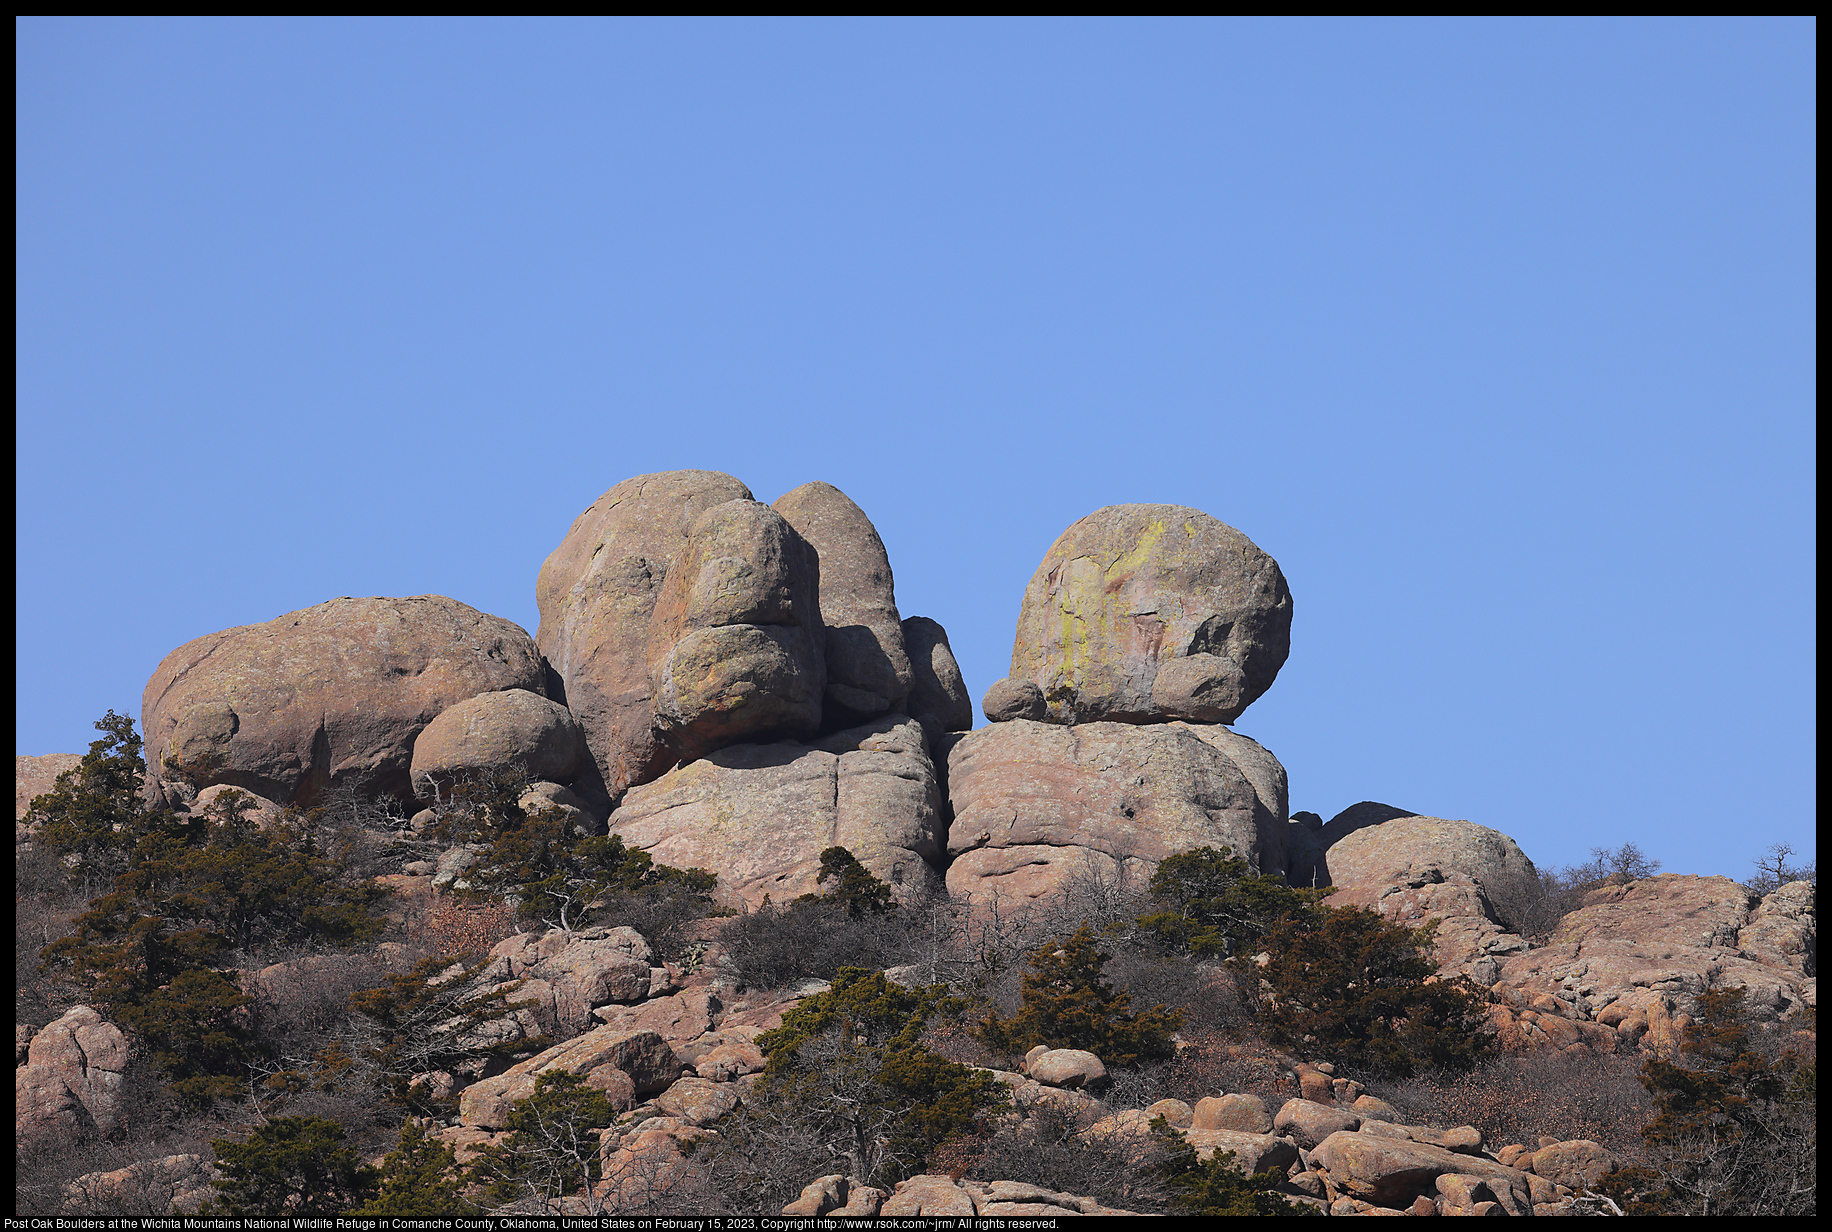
[773,482,913,731]
[1007,505,1292,726]
[944,719,1288,902]
[646,500,825,761]
[900,616,973,733]
[409,688,585,795]
[1326,814,1539,906]
[142,595,547,806]
[536,470,756,800]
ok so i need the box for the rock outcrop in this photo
[1316,804,1816,1055]
[994,504,1292,727]
[609,716,944,910]
[16,753,82,822]
[141,595,548,806]
[900,615,973,736]
[1490,875,1815,1053]
[945,719,1287,901]
[16,1006,130,1146]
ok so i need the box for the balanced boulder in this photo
[901,616,973,735]
[999,504,1292,726]
[536,470,755,800]
[142,595,547,805]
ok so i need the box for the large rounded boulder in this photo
[142,595,547,805]
[535,471,755,799]
[1326,812,1539,905]
[409,688,586,796]
[772,482,913,731]
[646,500,826,760]
[998,505,1292,726]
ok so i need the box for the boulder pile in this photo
[951,503,1297,901]
[14,470,1817,1215]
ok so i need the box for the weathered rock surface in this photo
[142,595,547,805]
[1310,1129,1533,1214]
[16,753,82,821]
[458,1026,681,1129]
[609,716,944,910]
[945,719,1286,902]
[653,1075,740,1126]
[773,482,913,730]
[1027,1048,1109,1091]
[481,927,657,1026]
[1316,800,1420,854]
[647,499,825,760]
[981,677,1047,723]
[1494,875,1816,1052]
[1273,1097,1361,1148]
[409,688,585,795]
[1326,812,1539,906]
[1529,1139,1620,1190]
[190,783,287,827]
[1192,1092,1272,1133]
[901,616,973,734]
[1327,862,1533,985]
[62,1154,219,1215]
[536,470,755,801]
[1005,504,1292,726]
[16,1006,130,1144]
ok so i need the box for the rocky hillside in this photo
[16,471,1815,1216]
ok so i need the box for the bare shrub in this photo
[16,873,87,1023]
[1747,842,1816,896]
[1490,844,1667,945]
[402,893,518,961]
[931,1101,1174,1212]
[1378,1049,1655,1159]
[719,898,922,989]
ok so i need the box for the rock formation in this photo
[16,1006,130,1141]
[646,499,826,760]
[608,715,944,910]
[535,470,756,800]
[141,594,548,806]
[900,615,973,736]
[15,753,81,822]
[772,481,913,731]
[945,719,1287,901]
[409,687,586,796]
[955,503,1296,900]
[990,503,1292,727]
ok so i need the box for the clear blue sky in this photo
[17,17,1815,881]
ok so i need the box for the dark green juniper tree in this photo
[208,1116,381,1215]
[1237,906,1493,1078]
[35,716,389,1108]
[979,924,1184,1067]
[1600,985,1816,1216]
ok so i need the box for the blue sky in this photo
[17,17,1815,880]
